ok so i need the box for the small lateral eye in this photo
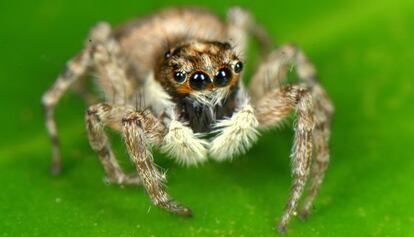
[234,61,243,73]
[164,51,171,59]
[174,71,186,83]
[214,68,232,87]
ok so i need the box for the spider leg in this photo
[42,22,137,175]
[255,85,315,233]
[298,84,334,220]
[86,103,141,185]
[41,22,113,174]
[249,44,303,99]
[252,44,334,232]
[122,111,192,217]
[91,34,136,106]
[281,48,334,221]
[225,7,273,60]
[41,44,92,175]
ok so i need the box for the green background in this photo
[1,0,413,236]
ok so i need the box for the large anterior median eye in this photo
[214,68,232,87]
[189,71,211,90]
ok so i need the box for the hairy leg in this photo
[255,85,315,233]
[250,44,334,221]
[91,35,137,105]
[249,44,296,99]
[299,84,334,219]
[122,110,192,216]
[250,44,319,99]
[86,103,140,185]
[41,22,112,174]
[42,47,91,174]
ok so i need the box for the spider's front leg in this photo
[85,103,141,185]
[122,111,193,217]
[255,85,315,233]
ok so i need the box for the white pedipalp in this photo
[160,120,209,166]
[209,102,260,161]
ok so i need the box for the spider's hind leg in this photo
[42,47,91,175]
[41,22,112,175]
[298,83,334,220]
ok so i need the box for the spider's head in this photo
[157,40,243,106]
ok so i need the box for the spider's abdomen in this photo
[113,7,226,82]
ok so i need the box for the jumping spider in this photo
[42,7,334,233]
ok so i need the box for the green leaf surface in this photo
[1,0,413,236]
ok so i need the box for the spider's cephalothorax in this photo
[42,7,334,233]
[156,41,243,132]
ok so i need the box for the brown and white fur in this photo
[41,7,334,233]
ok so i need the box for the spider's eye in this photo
[164,51,171,59]
[190,71,211,90]
[174,71,186,83]
[233,61,243,73]
[214,67,232,87]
